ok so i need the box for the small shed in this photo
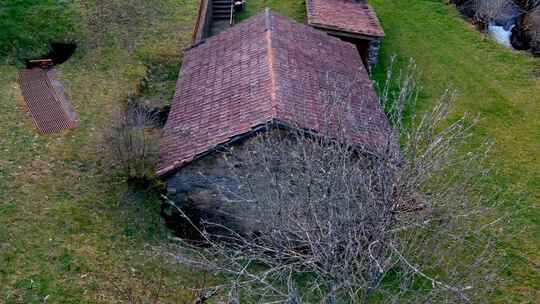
[306,0,385,68]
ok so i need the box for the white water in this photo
[488,23,514,48]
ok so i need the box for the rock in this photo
[162,150,248,238]
[511,26,530,50]
[367,40,381,70]
[511,8,540,56]
[492,1,522,30]
[162,136,276,238]
[511,15,531,50]
[526,9,540,56]
[530,44,540,56]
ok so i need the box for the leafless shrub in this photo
[163,60,503,303]
[514,0,540,11]
[101,101,159,180]
[472,0,513,28]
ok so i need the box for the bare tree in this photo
[163,61,503,303]
[101,101,159,180]
[472,0,513,29]
[514,0,540,11]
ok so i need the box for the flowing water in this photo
[488,23,514,48]
[487,3,523,49]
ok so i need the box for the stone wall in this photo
[367,39,381,69]
[162,133,273,236]
[161,127,385,239]
[193,0,213,43]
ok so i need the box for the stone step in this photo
[213,15,230,20]
[212,0,233,24]
[213,11,231,16]
[213,1,232,6]
[213,9,231,14]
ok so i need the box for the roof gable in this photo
[157,9,389,176]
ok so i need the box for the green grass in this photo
[369,1,539,302]
[1,0,539,302]
[0,0,210,302]
[235,0,306,22]
[0,0,79,65]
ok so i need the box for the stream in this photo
[488,23,514,48]
[487,4,522,49]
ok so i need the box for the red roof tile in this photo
[157,9,389,176]
[306,0,384,38]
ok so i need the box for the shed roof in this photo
[306,0,385,39]
[157,9,389,176]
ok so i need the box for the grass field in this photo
[0,0,77,65]
[0,1,208,302]
[0,0,538,302]
[235,0,306,22]
[370,1,539,302]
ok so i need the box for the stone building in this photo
[305,0,385,68]
[157,10,390,233]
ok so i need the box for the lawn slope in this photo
[0,1,206,302]
[1,0,538,302]
[370,0,540,302]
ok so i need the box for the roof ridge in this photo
[265,8,278,118]
[264,7,273,30]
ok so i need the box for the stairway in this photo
[210,0,233,36]
[213,0,233,21]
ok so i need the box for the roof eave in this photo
[157,121,277,178]
[309,23,385,40]
[157,118,391,178]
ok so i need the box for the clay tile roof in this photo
[157,9,389,176]
[306,0,385,38]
